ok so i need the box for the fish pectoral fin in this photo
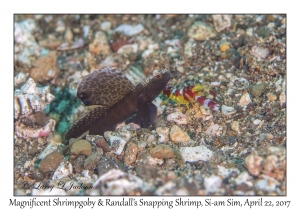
[126,102,157,128]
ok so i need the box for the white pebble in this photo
[38,144,59,160]
[229,77,249,90]
[251,46,269,59]
[100,21,112,31]
[83,25,90,38]
[212,15,231,32]
[109,136,126,155]
[180,145,213,162]
[239,93,252,107]
[156,127,169,143]
[231,121,239,132]
[205,124,220,136]
[253,119,261,125]
[204,175,222,194]
[211,81,221,87]
[255,179,276,192]
[167,112,189,125]
[279,92,286,107]
[246,28,253,36]
[114,24,144,36]
[14,72,27,86]
[118,130,132,142]
[234,171,253,187]
[275,77,283,92]
[147,156,164,166]
[217,165,239,178]
[147,134,156,142]
[221,105,236,116]
[117,43,138,54]
[52,161,73,180]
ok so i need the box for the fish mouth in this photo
[162,69,171,82]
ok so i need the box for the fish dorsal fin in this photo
[77,67,135,106]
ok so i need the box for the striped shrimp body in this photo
[162,85,220,110]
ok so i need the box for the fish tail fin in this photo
[64,106,108,142]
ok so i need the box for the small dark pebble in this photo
[235,105,244,113]
[84,152,102,170]
[182,179,199,195]
[73,154,85,173]
[247,128,254,134]
[136,128,151,138]
[264,113,274,122]
[228,136,237,145]
[230,171,239,178]
[236,183,251,192]
[28,148,40,156]
[129,52,137,62]
[136,166,158,182]
[95,137,111,152]
[246,102,257,112]
[33,112,49,126]
[22,182,31,190]
[250,82,267,98]
[38,151,64,174]
[261,107,271,115]
[97,156,127,177]
[32,169,44,181]
[224,186,234,195]
[256,26,270,38]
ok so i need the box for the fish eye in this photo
[155,74,161,79]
